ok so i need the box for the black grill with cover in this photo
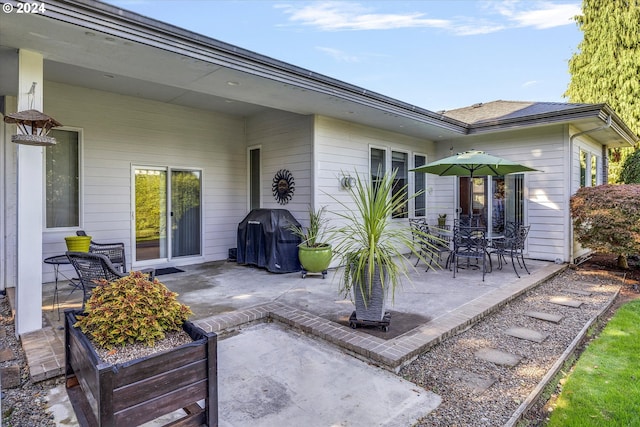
[237,209,302,273]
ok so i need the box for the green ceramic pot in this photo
[298,244,332,273]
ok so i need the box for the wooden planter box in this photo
[65,309,218,427]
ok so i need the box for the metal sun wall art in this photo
[272,169,295,205]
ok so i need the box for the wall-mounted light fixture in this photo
[341,175,356,189]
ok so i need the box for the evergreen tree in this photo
[620,149,640,183]
[564,0,640,183]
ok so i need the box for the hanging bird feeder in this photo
[3,109,62,146]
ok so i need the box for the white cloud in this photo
[522,80,539,88]
[316,47,361,63]
[493,1,581,29]
[277,2,451,31]
[276,1,580,35]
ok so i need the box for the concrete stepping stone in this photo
[525,311,563,324]
[0,365,21,388]
[504,327,548,343]
[450,368,496,394]
[549,296,583,308]
[475,348,521,367]
[566,289,592,296]
[0,347,15,362]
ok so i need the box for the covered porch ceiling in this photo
[0,0,635,147]
[0,0,465,141]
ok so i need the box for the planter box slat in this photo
[114,344,206,388]
[164,412,205,427]
[113,359,207,411]
[67,380,100,427]
[65,309,218,426]
[115,379,208,426]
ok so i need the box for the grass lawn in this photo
[547,299,640,426]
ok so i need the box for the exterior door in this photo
[133,167,202,262]
[459,174,524,233]
[134,167,168,262]
[458,176,487,228]
[171,170,201,258]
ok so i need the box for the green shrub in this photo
[620,149,640,184]
[74,272,193,349]
[570,184,640,268]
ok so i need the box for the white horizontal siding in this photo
[570,126,605,260]
[41,81,247,282]
[246,110,313,225]
[439,126,568,262]
[314,115,435,225]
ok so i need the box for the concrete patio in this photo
[18,256,562,426]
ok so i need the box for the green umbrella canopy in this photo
[410,150,538,177]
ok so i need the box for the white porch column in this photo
[15,50,44,335]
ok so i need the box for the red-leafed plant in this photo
[570,184,640,268]
[74,272,193,349]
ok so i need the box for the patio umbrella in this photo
[410,150,538,221]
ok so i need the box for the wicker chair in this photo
[76,230,126,272]
[66,252,155,308]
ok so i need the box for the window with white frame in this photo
[46,129,80,228]
[370,147,426,218]
[391,151,408,218]
[579,148,600,188]
[414,154,427,217]
[370,147,386,189]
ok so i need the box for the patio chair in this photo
[66,252,155,308]
[455,214,483,229]
[424,224,452,271]
[451,226,488,281]
[490,224,531,278]
[409,218,428,264]
[77,230,127,272]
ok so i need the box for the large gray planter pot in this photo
[352,266,388,322]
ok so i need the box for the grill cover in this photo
[237,209,302,273]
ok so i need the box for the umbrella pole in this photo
[469,172,474,224]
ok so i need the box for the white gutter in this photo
[568,115,612,263]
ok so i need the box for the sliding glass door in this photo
[171,170,201,258]
[134,167,201,262]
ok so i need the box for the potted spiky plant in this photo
[331,169,432,325]
[289,206,333,278]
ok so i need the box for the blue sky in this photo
[102,1,583,111]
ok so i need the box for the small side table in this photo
[44,255,81,319]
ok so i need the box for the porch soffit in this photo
[0,1,635,148]
[0,1,465,141]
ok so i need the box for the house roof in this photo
[0,1,637,147]
[443,100,638,147]
[443,100,590,124]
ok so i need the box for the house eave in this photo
[466,104,638,148]
[30,0,467,138]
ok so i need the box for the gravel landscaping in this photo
[1,255,637,426]
[401,264,627,426]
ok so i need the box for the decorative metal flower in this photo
[272,169,295,205]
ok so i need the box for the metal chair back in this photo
[77,230,127,272]
[66,251,126,307]
[452,226,488,281]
